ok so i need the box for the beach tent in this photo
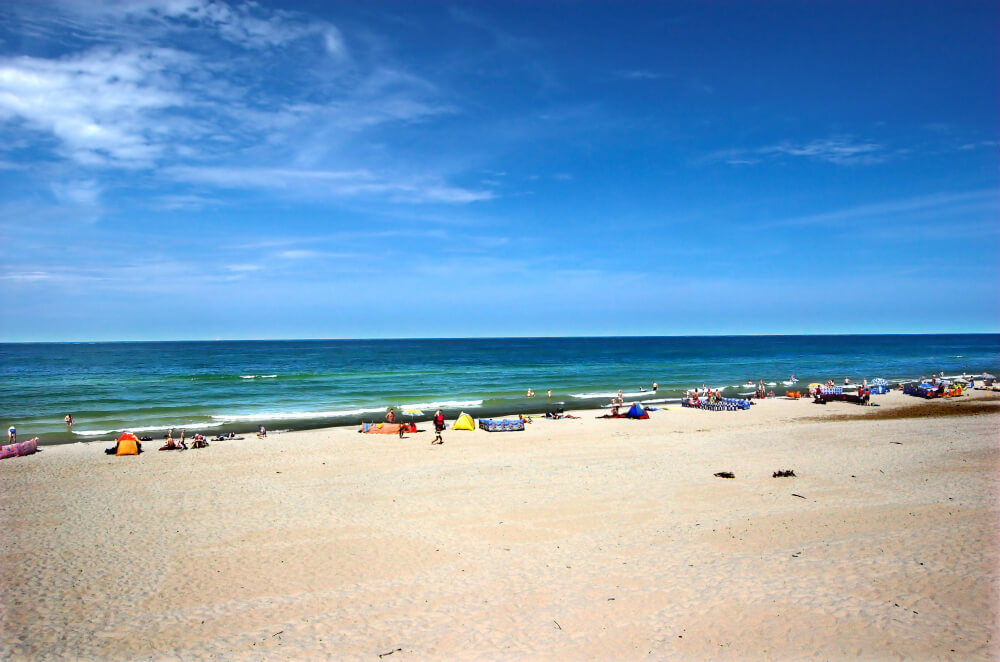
[452,412,475,430]
[624,403,649,419]
[116,432,140,456]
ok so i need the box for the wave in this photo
[75,421,225,436]
[571,391,654,399]
[398,400,483,410]
[240,374,278,379]
[210,407,387,423]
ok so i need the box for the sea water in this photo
[1,335,996,444]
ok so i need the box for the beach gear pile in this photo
[478,418,525,432]
[904,383,963,399]
[682,397,751,411]
[1,437,38,460]
[598,402,650,419]
[869,378,890,395]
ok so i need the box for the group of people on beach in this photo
[384,408,445,444]
[158,428,212,451]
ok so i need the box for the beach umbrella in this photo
[402,408,423,423]
[977,373,996,380]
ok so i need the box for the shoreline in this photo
[2,390,998,660]
[23,377,1000,447]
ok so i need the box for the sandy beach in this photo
[2,390,997,661]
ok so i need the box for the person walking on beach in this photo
[432,410,444,445]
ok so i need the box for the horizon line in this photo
[3,331,998,345]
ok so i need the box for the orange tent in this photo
[116,432,140,456]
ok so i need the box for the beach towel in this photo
[363,423,416,434]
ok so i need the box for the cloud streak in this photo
[765,189,999,229]
[163,166,495,204]
[706,137,889,166]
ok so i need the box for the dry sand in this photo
[2,390,998,661]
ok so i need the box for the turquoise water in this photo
[2,335,997,444]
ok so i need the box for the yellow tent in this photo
[452,412,475,431]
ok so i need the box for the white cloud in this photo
[0,47,193,166]
[47,0,347,54]
[0,1,486,209]
[163,165,495,204]
[51,179,100,206]
[0,270,53,282]
[761,138,887,165]
[705,137,889,167]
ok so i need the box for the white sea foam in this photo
[211,407,386,423]
[241,374,278,379]
[75,421,224,436]
[398,400,483,410]
[571,391,651,399]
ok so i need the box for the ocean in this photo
[2,335,997,445]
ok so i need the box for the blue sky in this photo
[0,0,997,341]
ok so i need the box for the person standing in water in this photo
[64,414,73,427]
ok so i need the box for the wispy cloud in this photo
[765,189,998,228]
[0,1,479,205]
[163,166,495,204]
[761,138,887,165]
[0,47,194,166]
[38,0,346,54]
[705,136,889,167]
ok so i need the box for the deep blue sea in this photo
[2,335,997,445]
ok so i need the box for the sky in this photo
[0,0,997,342]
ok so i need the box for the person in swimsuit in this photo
[7,426,15,443]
